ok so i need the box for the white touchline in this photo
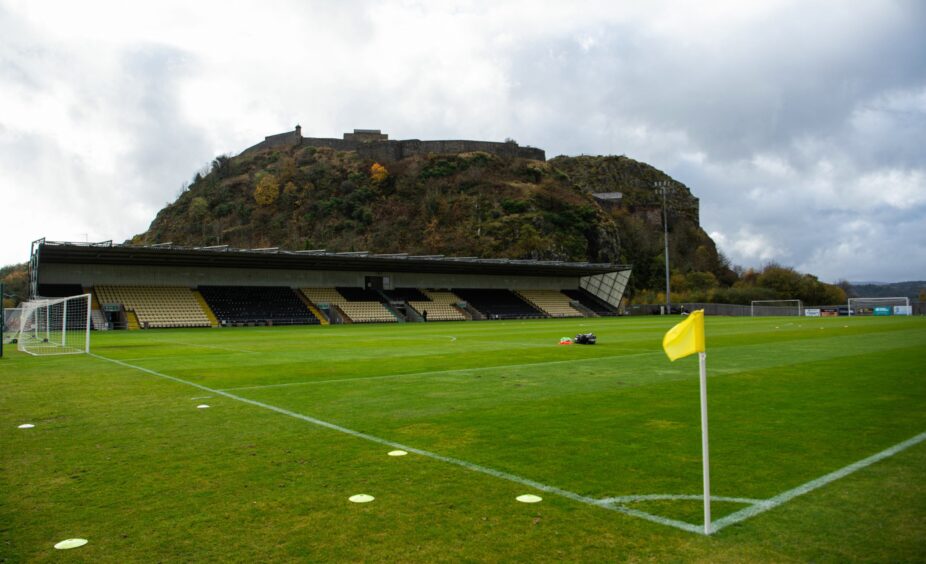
[89,352,926,536]
[710,429,926,533]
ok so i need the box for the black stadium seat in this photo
[198,286,319,325]
[452,289,544,319]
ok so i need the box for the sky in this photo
[1,0,924,283]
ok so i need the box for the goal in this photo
[750,299,803,317]
[17,294,91,356]
[847,296,911,317]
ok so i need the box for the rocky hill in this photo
[132,144,731,295]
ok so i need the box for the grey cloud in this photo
[484,4,926,281]
[1,1,924,283]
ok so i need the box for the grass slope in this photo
[2,316,925,561]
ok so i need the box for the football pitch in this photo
[2,315,925,561]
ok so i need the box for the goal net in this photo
[750,299,803,317]
[17,294,91,356]
[847,296,911,317]
[2,308,22,344]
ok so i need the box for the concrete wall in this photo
[40,263,580,291]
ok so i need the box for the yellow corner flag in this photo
[662,310,706,361]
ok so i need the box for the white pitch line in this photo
[710,430,926,533]
[88,353,701,535]
[219,351,660,392]
[602,494,765,505]
[146,338,260,354]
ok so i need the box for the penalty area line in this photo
[89,352,702,535]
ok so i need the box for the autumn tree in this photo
[254,174,280,206]
[370,162,389,184]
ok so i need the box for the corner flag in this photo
[662,309,713,535]
[662,309,705,361]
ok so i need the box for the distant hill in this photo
[848,281,926,301]
[132,143,731,296]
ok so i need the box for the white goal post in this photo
[750,299,803,317]
[847,296,911,317]
[17,294,91,356]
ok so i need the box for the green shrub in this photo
[213,203,234,218]
[501,199,529,214]
[420,158,460,178]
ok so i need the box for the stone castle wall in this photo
[242,127,546,161]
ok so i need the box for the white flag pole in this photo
[699,351,712,535]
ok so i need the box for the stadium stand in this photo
[198,286,318,326]
[407,289,467,321]
[301,288,396,323]
[516,289,584,317]
[28,241,632,328]
[561,288,619,315]
[95,286,212,328]
[452,288,544,319]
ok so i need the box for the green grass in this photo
[2,315,925,561]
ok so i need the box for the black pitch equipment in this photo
[574,333,596,345]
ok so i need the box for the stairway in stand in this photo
[192,289,220,327]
